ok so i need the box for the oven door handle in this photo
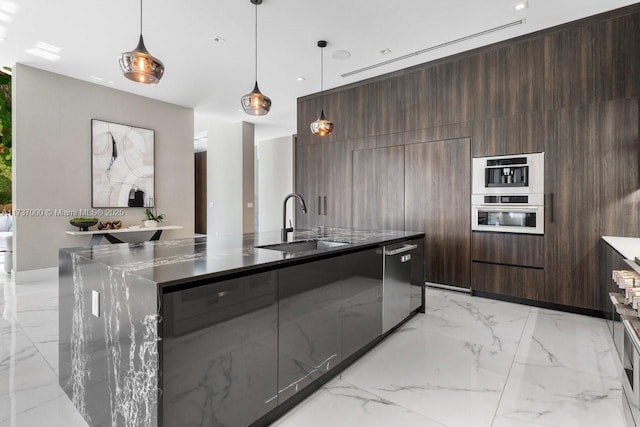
[473,206,542,212]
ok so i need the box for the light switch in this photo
[92,290,101,318]
[209,202,214,208]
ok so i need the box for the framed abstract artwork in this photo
[91,119,155,208]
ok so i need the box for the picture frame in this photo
[91,119,155,208]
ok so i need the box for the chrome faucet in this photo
[282,193,307,242]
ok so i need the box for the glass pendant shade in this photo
[310,110,334,136]
[241,81,272,116]
[242,0,271,116]
[310,40,333,137]
[119,35,164,85]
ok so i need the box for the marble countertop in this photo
[61,227,424,288]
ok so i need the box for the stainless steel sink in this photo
[256,239,349,253]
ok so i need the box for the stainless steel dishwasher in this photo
[382,242,418,333]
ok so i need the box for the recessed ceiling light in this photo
[237,108,243,112]
[212,35,226,43]
[380,48,392,55]
[296,76,306,81]
[514,1,528,11]
[90,76,104,82]
[332,50,351,60]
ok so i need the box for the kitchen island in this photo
[58,227,425,427]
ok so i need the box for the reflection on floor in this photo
[0,272,625,427]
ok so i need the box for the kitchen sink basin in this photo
[256,239,349,253]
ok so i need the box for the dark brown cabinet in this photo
[405,139,471,288]
[471,112,545,157]
[472,232,544,269]
[352,146,405,230]
[544,104,601,310]
[295,141,352,229]
[543,25,596,111]
[294,5,640,312]
[472,262,544,301]
[594,14,640,102]
[436,56,478,125]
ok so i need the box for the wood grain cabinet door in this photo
[404,138,471,288]
[352,146,405,230]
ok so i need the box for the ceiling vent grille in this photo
[341,19,525,78]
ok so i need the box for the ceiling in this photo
[1,0,635,143]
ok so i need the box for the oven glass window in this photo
[478,211,537,228]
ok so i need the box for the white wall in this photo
[13,64,194,272]
[206,120,254,235]
[257,136,294,232]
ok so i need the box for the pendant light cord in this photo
[320,45,324,112]
[254,2,258,82]
[140,0,143,35]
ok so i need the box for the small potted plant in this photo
[143,208,165,228]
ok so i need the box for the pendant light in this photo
[310,40,334,137]
[119,0,164,85]
[241,0,271,116]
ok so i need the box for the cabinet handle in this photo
[324,196,327,216]
[318,196,321,215]
[549,193,554,223]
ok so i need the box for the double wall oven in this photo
[471,152,545,234]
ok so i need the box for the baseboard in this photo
[472,290,605,318]
[426,282,472,293]
[14,267,58,284]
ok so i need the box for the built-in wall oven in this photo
[472,152,544,234]
[471,194,544,234]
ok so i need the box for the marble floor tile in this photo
[495,360,626,427]
[515,308,619,379]
[421,287,532,353]
[273,378,446,427]
[340,323,516,427]
[0,324,87,427]
[0,272,627,427]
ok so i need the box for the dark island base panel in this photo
[59,251,161,427]
[472,290,605,319]
[250,308,422,427]
[59,231,425,427]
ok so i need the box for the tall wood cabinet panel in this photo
[475,46,518,120]
[544,104,601,310]
[599,98,640,237]
[295,141,352,229]
[404,66,437,131]
[352,146,404,230]
[594,14,640,101]
[295,143,321,229]
[517,37,546,114]
[367,75,407,136]
[405,139,471,288]
[544,25,595,111]
[435,56,478,125]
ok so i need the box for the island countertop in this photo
[60,227,424,288]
